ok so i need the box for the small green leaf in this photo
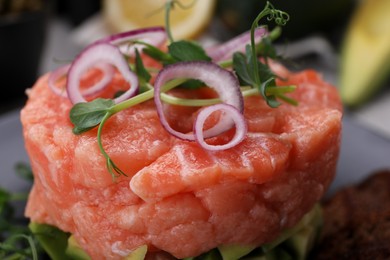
[168,40,211,62]
[259,77,280,108]
[141,43,175,65]
[256,36,279,60]
[29,222,70,260]
[70,98,114,134]
[257,59,275,83]
[233,51,256,87]
[134,48,151,84]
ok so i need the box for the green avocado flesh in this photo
[28,222,72,260]
[66,236,91,260]
[340,0,390,107]
[29,204,322,260]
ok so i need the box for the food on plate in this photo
[340,0,390,107]
[20,2,342,259]
[310,169,390,259]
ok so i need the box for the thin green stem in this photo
[251,2,272,86]
[165,1,175,43]
[110,89,154,114]
[218,59,233,68]
[96,111,117,179]
[162,94,220,106]
[242,88,259,97]
[97,112,112,161]
[109,78,188,114]
[266,85,296,94]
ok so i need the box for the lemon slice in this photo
[102,0,216,40]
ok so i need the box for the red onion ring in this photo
[66,43,139,104]
[154,61,243,142]
[206,27,268,62]
[48,63,115,98]
[95,26,167,56]
[194,104,247,151]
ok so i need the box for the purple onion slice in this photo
[206,27,267,63]
[153,61,244,145]
[95,26,167,56]
[194,103,247,151]
[66,43,138,104]
[48,63,115,98]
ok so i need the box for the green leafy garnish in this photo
[70,98,115,134]
[140,41,175,65]
[163,0,197,43]
[0,163,42,260]
[134,48,152,90]
[69,1,297,178]
[231,1,296,108]
[139,39,212,67]
[168,40,211,62]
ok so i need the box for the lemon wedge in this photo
[102,0,216,40]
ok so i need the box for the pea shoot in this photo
[69,1,297,179]
[0,163,42,260]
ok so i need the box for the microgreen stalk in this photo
[218,59,233,69]
[96,111,126,179]
[164,0,197,43]
[250,1,289,87]
[162,94,220,107]
[69,0,296,179]
[109,78,187,114]
[165,1,175,43]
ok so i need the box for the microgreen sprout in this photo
[248,1,294,107]
[164,0,197,43]
[69,1,297,178]
[0,163,42,259]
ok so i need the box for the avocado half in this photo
[340,0,390,107]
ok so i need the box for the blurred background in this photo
[0,0,354,105]
[0,0,389,141]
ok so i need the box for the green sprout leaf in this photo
[66,0,298,180]
[259,77,280,107]
[168,40,211,62]
[256,35,279,61]
[141,41,175,65]
[232,1,297,108]
[70,98,115,134]
[134,48,151,83]
[233,52,257,87]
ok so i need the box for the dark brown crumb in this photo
[310,169,390,260]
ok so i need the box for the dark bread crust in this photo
[311,169,390,260]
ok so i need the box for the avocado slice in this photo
[340,0,390,107]
[218,244,257,260]
[28,222,70,260]
[66,235,91,260]
[124,244,148,260]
